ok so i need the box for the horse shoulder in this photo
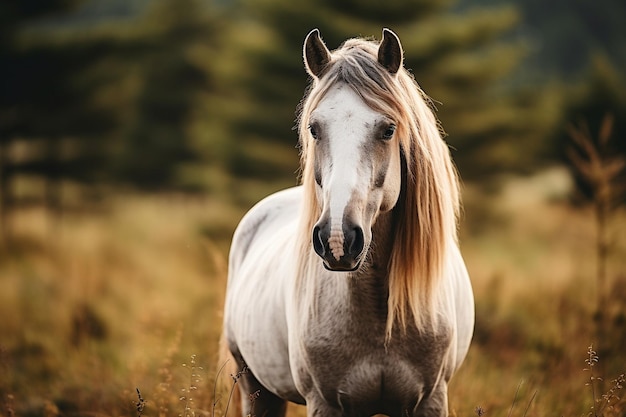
[229,186,303,273]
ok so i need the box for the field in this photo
[1,168,625,417]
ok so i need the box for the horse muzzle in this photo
[312,222,365,271]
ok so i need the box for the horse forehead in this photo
[314,84,380,125]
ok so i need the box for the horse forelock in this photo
[296,36,460,339]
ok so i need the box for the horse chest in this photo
[298,302,452,415]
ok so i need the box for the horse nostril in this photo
[312,225,326,257]
[346,226,364,258]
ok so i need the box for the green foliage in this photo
[0,0,227,234]
[551,57,626,202]
[112,0,221,189]
[232,0,560,180]
[518,0,626,77]
[0,0,82,36]
[1,0,622,215]
[0,0,115,235]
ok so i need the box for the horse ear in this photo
[304,29,331,79]
[378,28,403,74]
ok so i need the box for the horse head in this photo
[302,29,405,271]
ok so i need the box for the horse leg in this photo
[305,396,343,417]
[238,370,287,417]
[411,383,448,417]
[232,356,287,417]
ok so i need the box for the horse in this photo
[223,28,474,417]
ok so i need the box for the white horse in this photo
[223,28,474,417]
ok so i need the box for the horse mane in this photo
[296,36,460,339]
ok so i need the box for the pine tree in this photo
[510,0,626,77]
[229,0,560,181]
[113,0,222,190]
[0,0,111,239]
[557,56,626,203]
[0,0,225,242]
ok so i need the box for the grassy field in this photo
[1,168,625,416]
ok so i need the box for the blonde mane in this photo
[296,37,460,339]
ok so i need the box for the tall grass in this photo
[0,193,239,415]
[0,172,624,416]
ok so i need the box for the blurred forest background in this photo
[1,0,626,416]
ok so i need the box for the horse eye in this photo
[309,124,319,140]
[382,124,396,140]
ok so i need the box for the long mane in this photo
[296,37,460,338]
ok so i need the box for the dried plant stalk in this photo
[567,113,625,352]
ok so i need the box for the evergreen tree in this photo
[113,0,222,190]
[3,0,223,190]
[555,57,626,202]
[229,0,560,181]
[0,0,110,238]
[516,0,626,77]
[0,0,225,242]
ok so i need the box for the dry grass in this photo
[0,193,241,415]
[0,170,625,416]
[451,167,626,416]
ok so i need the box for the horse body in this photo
[225,187,304,404]
[223,28,474,417]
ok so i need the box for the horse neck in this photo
[346,209,397,312]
